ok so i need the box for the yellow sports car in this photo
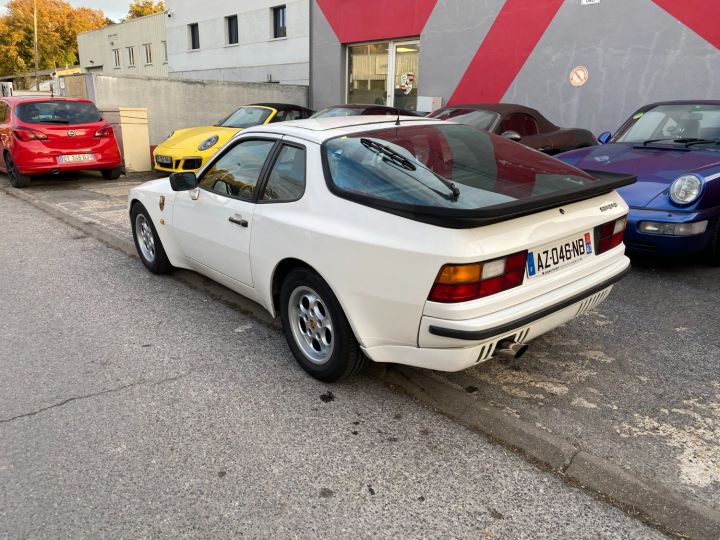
[152,103,313,173]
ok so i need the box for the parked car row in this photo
[150,99,720,265]
[3,94,716,382]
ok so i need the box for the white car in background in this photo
[128,116,633,382]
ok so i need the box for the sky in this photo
[0,0,128,21]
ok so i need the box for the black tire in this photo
[130,203,173,274]
[705,219,720,266]
[5,152,30,188]
[280,268,367,382]
[101,167,122,180]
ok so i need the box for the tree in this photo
[127,0,166,20]
[0,0,106,77]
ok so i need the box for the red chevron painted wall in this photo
[310,0,720,134]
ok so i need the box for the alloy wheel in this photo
[287,285,335,365]
[135,213,156,263]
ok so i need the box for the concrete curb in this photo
[5,184,720,539]
[380,365,720,540]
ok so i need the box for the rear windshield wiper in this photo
[360,138,460,199]
[37,119,70,124]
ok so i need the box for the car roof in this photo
[437,102,558,131]
[441,102,541,117]
[239,115,445,144]
[641,100,720,106]
[317,103,421,116]
[249,103,313,112]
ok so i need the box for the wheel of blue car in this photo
[280,268,366,382]
[706,219,720,266]
[131,203,172,274]
[5,152,30,188]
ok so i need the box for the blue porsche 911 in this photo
[558,101,720,264]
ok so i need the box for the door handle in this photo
[228,216,248,227]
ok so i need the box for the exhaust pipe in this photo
[495,339,529,359]
[51,168,61,175]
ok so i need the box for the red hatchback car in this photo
[0,97,123,188]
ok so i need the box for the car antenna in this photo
[395,108,401,126]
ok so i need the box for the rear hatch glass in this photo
[322,123,634,228]
[16,101,102,125]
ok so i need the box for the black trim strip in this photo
[428,266,630,341]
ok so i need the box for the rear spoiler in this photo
[331,169,637,229]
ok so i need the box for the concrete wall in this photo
[311,0,720,134]
[61,74,308,145]
[166,0,309,85]
[78,13,168,78]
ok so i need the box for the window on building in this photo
[272,5,286,38]
[162,40,168,63]
[112,48,120,68]
[126,46,135,67]
[143,43,152,64]
[189,23,200,50]
[226,15,239,45]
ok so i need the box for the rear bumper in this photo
[428,264,629,341]
[13,147,122,175]
[362,256,630,372]
[624,207,719,256]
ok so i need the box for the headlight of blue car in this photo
[669,174,703,205]
[198,135,219,152]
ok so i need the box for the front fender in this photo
[128,181,188,268]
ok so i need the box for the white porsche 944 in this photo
[129,116,633,382]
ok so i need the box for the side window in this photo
[270,110,287,122]
[270,109,302,122]
[500,113,539,137]
[199,139,276,200]
[0,102,7,123]
[261,145,306,202]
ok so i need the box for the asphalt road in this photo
[0,190,664,537]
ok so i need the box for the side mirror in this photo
[169,172,198,191]
[501,130,522,142]
[598,131,612,144]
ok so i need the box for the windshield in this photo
[615,104,720,143]
[324,124,594,210]
[221,107,273,129]
[429,108,501,131]
[16,101,102,125]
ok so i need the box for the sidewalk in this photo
[2,171,719,538]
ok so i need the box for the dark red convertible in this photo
[429,103,597,155]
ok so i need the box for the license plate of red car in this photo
[58,154,94,163]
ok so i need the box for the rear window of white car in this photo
[324,124,594,208]
[322,123,633,228]
[16,101,102,125]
